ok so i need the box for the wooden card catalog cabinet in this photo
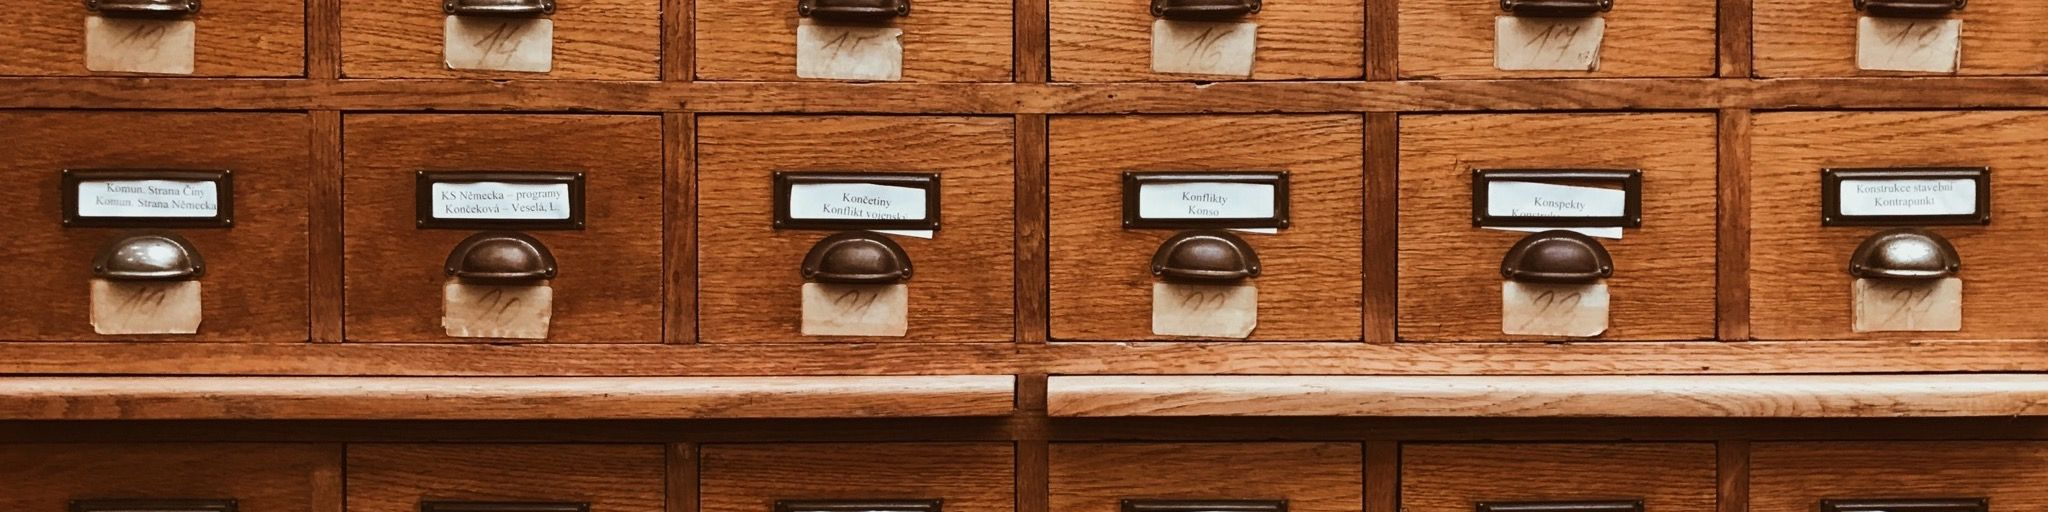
[779,172,940,337]
[417,171,583,340]
[1050,0,1363,81]
[1399,0,1715,78]
[697,0,1012,82]
[0,0,306,77]
[340,0,659,79]
[65,170,231,336]
[1124,172,1287,339]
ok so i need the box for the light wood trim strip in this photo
[0,375,1016,420]
[1046,375,2048,418]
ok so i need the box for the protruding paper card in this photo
[1494,16,1603,71]
[444,16,554,73]
[1151,19,1257,77]
[443,281,553,339]
[1152,282,1257,338]
[1857,16,1960,73]
[802,283,910,336]
[84,16,196,75]
[1474,169,1640,239]
[796,19,904,81]
[1853,277,1961,332]
[90,279,201,335]
[1502,280,1608,337]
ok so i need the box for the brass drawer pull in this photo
[93,233,206,281]
[801,231,914,284]
[1821,498,1988,512]
[1853,0,1964,18]
[797,0,910,22]
[1150,0,1262,21]
[774,500,942,512]
[1476,500,1643,512]
[445,231,559,284]
[1499,0,1613,17]
[421,501,591,512]
[443,0,556,17]
[72,499,237,512]
[84,0,200,18]
[1152,230,1262,283]
[1847,228,1960,280]
[1122,499,1287,512]
[1500,230,1613,284]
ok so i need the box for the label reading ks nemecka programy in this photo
[431,181,573,220]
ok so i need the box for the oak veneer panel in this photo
[1049,443,1363,512]
[0,0,303,77]
[1751,442,2048,512]
[696,116,1016,343]
[342,114,664,343]
[1048,0,1364,81]
[349,444,665,512]
[1048,115,1364,341]
[1398,0,1716,79]
[0,444,337,511]
[700,443,1014,512]
[0,111,310,342]
[340,0,659,79]
[1398,113,1717,341]
[1755,1,2048,77]
[1402,443,1717,512]
[695,0,1013,81]
[1750,111,2048,340]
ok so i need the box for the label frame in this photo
[773,171,942,231]
[1121,171,1292,230]
[1471,168,1643,228]
[62,169,235,228]
[1821,167,1990,227]
[415,171,587,230]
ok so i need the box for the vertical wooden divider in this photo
[670,443,701,512]
[1364,112,1399,343]
[1365,440,1400,512]
[665,113,699,343]
[1016,374,1051,512]
[1717,440,1750,512]
[1717,0,1754,78]
[1017,114,1050,344]
[311,110,344,343]
[1016,0,1051,82]
[664,0,694,81]
[306,0,340,79]
[313,444,346,512]
[1365,0,1398,80]
[1717,109,1751,341]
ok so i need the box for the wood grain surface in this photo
[1750,442,2048,512]
[1045,375,2048,417]
[0,0,304,76]
[1755,1,2048,77]
[1402,443,1717,512]
[348,444,665,512]
[1049,443,1364,512]
[0,111,310,342]
[700,443,1015,512]
[340,0,660,79]
[695,116,1016,343]
[1398,0,1716,79]
[342,114,665,343]
[0,443,338,512]
[1398,113,1718,341]
[1750,111,2048,340]
[1049,0,1365,81]
[695,0,1013,81]
[1048,115,1363,341]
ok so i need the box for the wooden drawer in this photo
[1047,115,1363,341]
[701,443,1014,512]
[1397,113,1717,341]
[696,116,1015,343]
[347,444,666,512]
[342,114,665,343]
[1750,111,2048,340]
[0,443,338,512]
[1050,0,1363,81]
[1752,442,2048,512]
[1397,0,1715,79]
[1756,1,2048,77]
[1402,443,1717,512]
[0,0,303,77]
[695,0,1012,82]
[1049,443,1363,512]
[340,0,661,79]
[0,112,310,342]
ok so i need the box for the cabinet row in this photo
[5,111,2035,343]
[0,0,2022,79]
[6,441,2046,512]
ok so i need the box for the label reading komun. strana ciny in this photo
[77,179,220,218]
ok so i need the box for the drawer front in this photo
[1049,0,1364,81]
[1752,442,2048,512]
[342,114,665,343]
[0,443,338,512]
[1750,111,2048,340]
[696,116,1016,343]
[1402,443,1717,512]
[1048,115,1364,341]
[340,0,661,79]
[1756,1,2048,77]
[0,0,303,77]
[347,444,665,512]
[701,443,1014,512]
[1049,443,1363,512]
[1397,0,1715,79]
[0,112,311,342]
[1397,113,1717,341]
[695,0,1013,81]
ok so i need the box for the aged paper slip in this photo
[797,19,904,81]
[1153,282,1257,338]
[85,16,196,74]
[1857,16,1960,73]
[443,282,554,339]
[803,283,910,336]
[445,16,554,72]
[1853,277,1961,332]
[1502,281,1608,337]
[1494,16,1604,71]
[91,280,202,335]
[1151,20,1257,77]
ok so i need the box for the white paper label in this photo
[76,179,220,218]
[1482,181,1627,239]
[1502,280,1609,337]
[796,20,904,81]
[1494,16,1604,71]
[1152,282,1257,338]
[1857,16,1961,73]
[444,16,554,73]
[1838,178,1977,217]
[430,181,573,221]
[1151,20,1258,77]
[788,182,932,238]
[84,16,196,75]
[1853,277,1962,332]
